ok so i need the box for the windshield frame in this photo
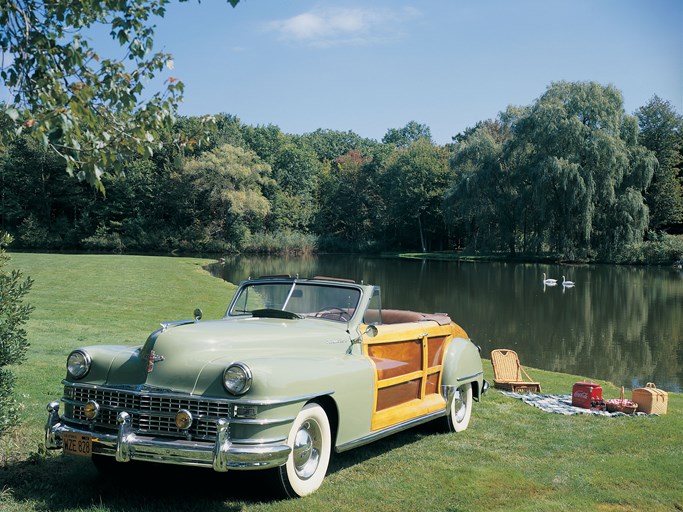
[225,278,366,324]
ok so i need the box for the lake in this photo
[208,254,683,392]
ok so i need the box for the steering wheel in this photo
[314,306,351,321]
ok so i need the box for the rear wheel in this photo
[446,383,472,432]
[277,403,331,498]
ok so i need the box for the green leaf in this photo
[5,108,19,122]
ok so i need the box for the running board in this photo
[335,409,446,453]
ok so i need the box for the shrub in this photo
[0,233,33,433]
[82,224,126,253]
[619,232,683,265]
[17,214,62,249]
[240,231,317,254]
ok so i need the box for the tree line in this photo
[1,81,682,263]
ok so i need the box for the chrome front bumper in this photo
[45,401,291,471]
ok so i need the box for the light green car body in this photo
[45,276,485,496]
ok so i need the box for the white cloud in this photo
[265,6,421,47]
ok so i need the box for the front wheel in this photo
[277,403,332,498]
[445,383,472,433]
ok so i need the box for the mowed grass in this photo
[1,252,681,512]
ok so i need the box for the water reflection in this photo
[208,255,683,392]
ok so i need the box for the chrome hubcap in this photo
[292,420,321,479]
[453,389,467,422]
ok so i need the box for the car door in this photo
[362,319,454,431]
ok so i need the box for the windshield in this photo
[228,282,362,322]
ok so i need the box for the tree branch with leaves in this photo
[1,0,239,191]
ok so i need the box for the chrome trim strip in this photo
[335,409,447,453]
[457,371,483,382]
[228,416,295,426]
[227,435,288,445]
[159,319,196,331]
[224,392,335,406]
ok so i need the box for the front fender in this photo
[65,345,144,385]
[193,353,376,448]
[442,337,484,399]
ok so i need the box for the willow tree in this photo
[181,144,273,249]
[447,81,657,260]
[517,81,656,259]
[446,120,510,252]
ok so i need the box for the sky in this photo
[16,0,683,146]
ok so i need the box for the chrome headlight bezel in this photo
[223,362,252,395]
[66,350,91,380]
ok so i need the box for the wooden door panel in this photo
[368,340,422,379]
[364,321,453,431]
[376,379,421,410]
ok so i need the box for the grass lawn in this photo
[1,252,681,512]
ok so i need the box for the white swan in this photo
[562,275,575,287]
[543,272,557,286]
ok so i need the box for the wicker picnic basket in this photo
[632,382,668,414]
[606,386,638,414]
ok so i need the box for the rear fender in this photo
[442,337,485,400]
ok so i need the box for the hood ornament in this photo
[147,350,165,373]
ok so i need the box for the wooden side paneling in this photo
[425,372,440,395]
[427,336,447,366]
[376,379,421,411]
[368,340,422,380]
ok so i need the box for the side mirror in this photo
[194,308,203,321]
[347,324,378,355]
[364,325,378,338]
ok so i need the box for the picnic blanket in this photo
[500,391,655,417]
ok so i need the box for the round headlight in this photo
[223,362,252,395]
[67,350,91,379]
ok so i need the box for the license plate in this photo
[62,432,92,457]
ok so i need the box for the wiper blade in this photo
[251,308,303,320]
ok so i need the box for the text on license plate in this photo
[62,432,92,457]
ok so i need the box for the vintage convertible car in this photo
[45,275,486,497]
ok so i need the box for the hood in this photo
[150,316,350,356]
[104,316,352,393]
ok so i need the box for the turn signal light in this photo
[175,409,193,430]
[84,400,100,420]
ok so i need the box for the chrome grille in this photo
[64,385,232,440]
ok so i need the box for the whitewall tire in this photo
[277,403,332,497]
[446,383,472,433]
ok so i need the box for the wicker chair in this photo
[490,349,541,392]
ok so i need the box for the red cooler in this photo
[572,381,603,409]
